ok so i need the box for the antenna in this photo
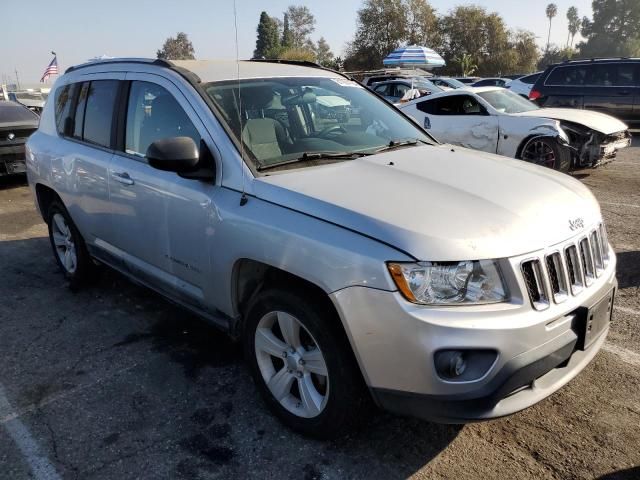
[233,0,248,206]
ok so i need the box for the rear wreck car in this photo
[0,101,39,176]
[400,87,631,171]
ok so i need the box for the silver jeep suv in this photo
[26,58,616,438]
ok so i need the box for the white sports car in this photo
[399,87,631,171]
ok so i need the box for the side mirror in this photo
[146,137,200,173]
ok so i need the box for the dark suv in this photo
[530,58,640,125]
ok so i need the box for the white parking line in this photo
[603,343,640,367]
[0,384,62,480]
[614,305,640,317]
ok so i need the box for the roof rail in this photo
[63,58,201,84]
[248,58,353,81]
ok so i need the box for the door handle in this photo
[111,171,134,185]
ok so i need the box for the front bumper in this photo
[330,248,617,423]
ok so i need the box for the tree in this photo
[455,53,477,76]
[286,5,316,48]
[282,13,294,49]
[156,32,195,60]
[578,0,640,57]
[566,7,580,48]
[343,0,407,70]
[512,30,540,73]
[315,37,334,66]
[254,12,281,59]
[537,44,574,70]
[545,3,558,52]
[278,47,317,62]
[405,0,441,48]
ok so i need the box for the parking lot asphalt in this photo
[1,139,639,480]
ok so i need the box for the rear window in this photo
[520,73,541,85]
[82,80,119,148]
[0,103,39,123]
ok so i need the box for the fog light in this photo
[435,350,467,378]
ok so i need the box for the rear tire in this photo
[243,287,366,439]
[46,200,94,289]
[520,136,571,173]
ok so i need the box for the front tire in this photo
[521,136,571,172]
[244,288,365,438]
[46,200,93,289]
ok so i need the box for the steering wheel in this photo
[317,125,347,138]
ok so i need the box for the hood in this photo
[515,108,628,135]
[254,145,602,261]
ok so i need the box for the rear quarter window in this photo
[54,84,76,134]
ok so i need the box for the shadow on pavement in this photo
[0,174,28,191]
[616,250,640,289]
[0,236,461,478]
[597,466,640,480]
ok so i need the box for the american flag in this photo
[40,56,59,83]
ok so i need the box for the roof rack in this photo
[248,58,352,81]
[63,57,201,84]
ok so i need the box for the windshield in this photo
[437,78,467,89]
[204,76,434,170]
[476,89,539,114]
[412,80,443,92]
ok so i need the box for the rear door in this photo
[539,64,586,109]
[107,73,217,311]
[582,62,637,121]
[50,75,124,250]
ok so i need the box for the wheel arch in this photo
[34,183,62,221]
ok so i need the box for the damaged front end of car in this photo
[560,121,632,169]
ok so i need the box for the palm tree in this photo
[566,7,580,48]
[546,3,558,52]
[455,53,477,77]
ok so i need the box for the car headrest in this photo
[282,91,316,107]
[240,86,275,109]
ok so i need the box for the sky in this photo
[1,0,595,84]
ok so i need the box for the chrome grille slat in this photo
[522,222,609,310]
[521,259,550,310]
[545,252,568,303]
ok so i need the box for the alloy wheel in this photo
[51,213,77,274]
[254,311,329,418]
[522,139,556,168]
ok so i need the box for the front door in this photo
[413,94,499,153]
[108,74,217,311]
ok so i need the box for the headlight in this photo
[387,260,507,305]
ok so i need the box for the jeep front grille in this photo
[522,223,609,310]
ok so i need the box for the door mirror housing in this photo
[146,137,200,173]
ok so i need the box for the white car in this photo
[400,87,631,171]
[508,72,542,98]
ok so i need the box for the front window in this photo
[204,76,433,170]
[476,89,539,114]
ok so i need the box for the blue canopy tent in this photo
[383,46,446,69]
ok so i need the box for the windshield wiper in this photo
[373,138,428,154]
[256,151,373,171]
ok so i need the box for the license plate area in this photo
[572,288,614,350]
